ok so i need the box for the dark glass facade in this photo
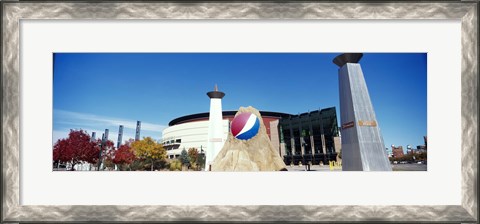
[278,107,340,165]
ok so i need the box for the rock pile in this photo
[211,106,287,171]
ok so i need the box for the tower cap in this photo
[333,53,363,68]
[207,84,225,99]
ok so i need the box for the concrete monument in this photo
[334,53,392,171]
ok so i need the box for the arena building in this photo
[162,107,342,167]
[278,107,341,165]
[161,111,291,159]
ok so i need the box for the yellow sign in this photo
[358,120,377,127]
[329,161,342,170]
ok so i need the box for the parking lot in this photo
[391,163,427,171]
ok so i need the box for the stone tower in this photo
[334,53,391,171]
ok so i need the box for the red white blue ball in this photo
[231,112,260,140]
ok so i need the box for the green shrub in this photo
[169,159,182,171]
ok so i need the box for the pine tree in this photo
[180,149,189,166]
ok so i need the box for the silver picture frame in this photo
[1,2,477,223]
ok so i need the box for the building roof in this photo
[168,111,292,126]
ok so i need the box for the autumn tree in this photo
[417,152,427,161]
[102,150,116,170]
[113,142,136,171]
[187,148,199,170]
[53,130,99,171]
[131,137,166,171]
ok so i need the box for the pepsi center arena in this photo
[161,104,341,167]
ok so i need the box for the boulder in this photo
[211,106,287,171]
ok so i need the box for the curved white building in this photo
[162,119,230,159]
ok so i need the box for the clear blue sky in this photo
[53,53,427,152]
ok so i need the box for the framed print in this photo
[1,1,478,223]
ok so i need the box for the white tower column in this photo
[206,85,225,171]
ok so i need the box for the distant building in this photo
[386,148,393,157]
[416,136,428,153]
[392,145,404,158]
[406,145,414,155]
[416,145,427,153]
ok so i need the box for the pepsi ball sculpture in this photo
[231,112,260,140]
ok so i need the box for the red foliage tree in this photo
[53,130,100,170]
[112,143,136,170]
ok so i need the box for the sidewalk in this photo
[286,165,342,171]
